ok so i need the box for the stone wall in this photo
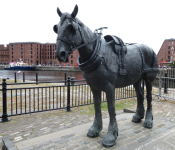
[34,66,81,72]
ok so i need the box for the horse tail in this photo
[151,49,158,68]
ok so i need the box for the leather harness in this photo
[56,16,158,76]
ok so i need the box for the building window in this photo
[71,55,73,58]
[21,48,23,50]
[31,60,33,63]
[48,56,49,59]
[50,56,52,59]
[169,42,171,45]
[12,48,13,50]
[21,56,23,58]
[37,56,38,58]
[168,51,170,54]
[12,52,13,54]
[31,44,32,46]
[31,51,32,54]
[12,56,13,58]
[37,48,38,50]
[53,52,54,55]
[31,48,32,50]
[168,46,170,49]
[45,56,46,59]
[168,56,170,59]
[21,52,23,54]
[12,45,13,47]
[71,60,73,64]
[21,44,23,47]
[31,56,33,58]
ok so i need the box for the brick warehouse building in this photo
[157,38,175,67]
[0,44,10,64]
[0,42,79,66]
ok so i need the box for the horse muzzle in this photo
[57,51,69,62]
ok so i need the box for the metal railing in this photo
[153,76,175,101]
[0,77,136,122]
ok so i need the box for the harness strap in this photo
[57,37,76,48]
[135,44,145,71]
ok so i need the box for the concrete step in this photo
[2,113,175,150]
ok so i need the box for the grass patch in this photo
[75,98,137,116]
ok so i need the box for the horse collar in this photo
[77,33,103,72]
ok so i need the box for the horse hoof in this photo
[143,120,153,129]
[102,141,116,147]
[132,116,142,123]
[102,131,117,147]
[102,138,116,147]
[87,125,102,138]
[87,132,99,138]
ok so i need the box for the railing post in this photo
[65,72,67,85]
[164,72,167,94]
[14,72,16,83]
[159,78,162,98]
[66,76,71,112]
[0,79,10,123]
[36,73,38,85]
[70,77,75,85]
[23,72,25,82]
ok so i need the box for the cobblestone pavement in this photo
[1,97,175,150]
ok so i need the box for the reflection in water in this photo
[0,70,84,81]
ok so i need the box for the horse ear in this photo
[53,25,58,34]
[57,7,62,17]
[71,4,78,18]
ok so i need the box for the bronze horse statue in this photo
[53,5,158,147]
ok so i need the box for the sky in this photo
[1,0,175,54]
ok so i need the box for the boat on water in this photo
[4,62,35,70]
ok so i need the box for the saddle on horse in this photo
[104,35,129,75]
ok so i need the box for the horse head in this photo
[53,5,84,62]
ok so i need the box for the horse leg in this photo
[143,79,153,128]
[102,83,118,147]
[87,88,102,137]
[132,79,145,123]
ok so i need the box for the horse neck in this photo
[78,26,97,63]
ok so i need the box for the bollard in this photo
[0,79,10,122]
[164,72,167,94]
[14,72,16,83]
[66,76,71,112]
[65,72,67,85]
[23,72,25,82]
[70,77,75,85]
[36,73,38,85]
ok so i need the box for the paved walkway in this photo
[1,97,175,150]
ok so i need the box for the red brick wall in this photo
[157,39,175,66]
[0,44,9,64]
[6,42,79,66]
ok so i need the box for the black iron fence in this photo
[0,77,136,122]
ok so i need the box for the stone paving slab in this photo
[3,113,175,150]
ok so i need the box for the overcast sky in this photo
[1,0,175,54]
